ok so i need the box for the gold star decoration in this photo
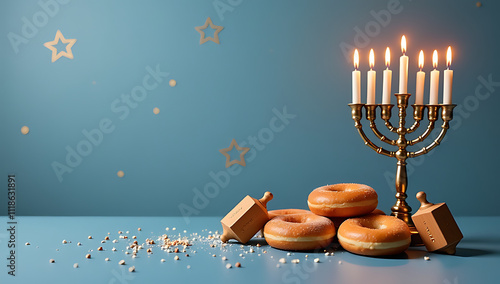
[195,17,224,45]
[219,139,250,168]
[43,30,77,62]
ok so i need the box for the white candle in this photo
[352,49,361,104]
[399,35,408,94]
[415,50,425,105]
[367,49,376,104]
[382,47,392,104]
[429,50,439,105]
[443,46,453,104]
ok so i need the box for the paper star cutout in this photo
[195,17,224,45]
[43,30,77,62]
[219,139,250,168]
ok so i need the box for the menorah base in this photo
[409,227,424,246]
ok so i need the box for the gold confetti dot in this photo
[153,107,160,115]
[476,2,482,7]
[21,126,30,135]
[169,79,176,87]
[117,171,124,178]
[92,81,97,85]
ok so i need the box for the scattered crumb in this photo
[112,248,117,251]
[256,243,261,247]
[279,258,286,264]
[85,254,91,259]
[138,228,142,231]
[305,255,309,258]
[174,256,180,260]
[112,239,118,243]
[287,252,291,256]
[105,258,110,261]
[172,228,176,231]
[161,259,166,262]
[73,263,78,268]
[212,254,217,257]
[226,263,232,269]
[276,264,280,268]
[128,266,135,272]
[249,248,255,253]
[424,256,430,261]
[187,265,191,269]
[338,261,342,264]
[49,259,55,263]
[222,256,227,261]
[291,259,300,264]
[77,242,82,246]
[104,236,110,240]
[125,252,130,255]
[314,258,320,263]
[25,242,30,246]
[62,240,67,244]
[98,247,103,251]
[119,260,126,265]
[88,236,92,239]
[235,262,241,268]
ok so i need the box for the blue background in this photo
[0,0,498,217]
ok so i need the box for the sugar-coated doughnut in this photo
[268,209,313,219]
[308,184,378,217]
[338,215,411,256]
[264,214,336,251]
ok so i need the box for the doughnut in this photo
[308,184,378,217]
[268,209,313,219]
[330,208,386,229]
[264,214,336,251]
[338,215,411,256]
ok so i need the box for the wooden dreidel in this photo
[220,192,273,243]
[411,191,463,254]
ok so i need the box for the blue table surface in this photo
[1,216,499,284]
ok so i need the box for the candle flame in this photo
[354,49,359,69]
[432,50,438,69]
[369,49,374,69]
[446,46,452,68]
[418,50,424,70]
[401,35,406,54]
[385,47,390,68]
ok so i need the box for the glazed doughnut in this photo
[338,215,411,256]
[264,214,336,251]
[268,209,313,219]
[308,184,378,217]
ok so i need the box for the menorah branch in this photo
[406,105,425,133]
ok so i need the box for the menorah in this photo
[349,94,456,243]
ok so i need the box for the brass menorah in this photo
[349,93,456,243]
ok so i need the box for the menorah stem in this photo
[392,159,414,227]
[391,94,414,228]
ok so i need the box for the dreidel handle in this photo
[258,192,273,208]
